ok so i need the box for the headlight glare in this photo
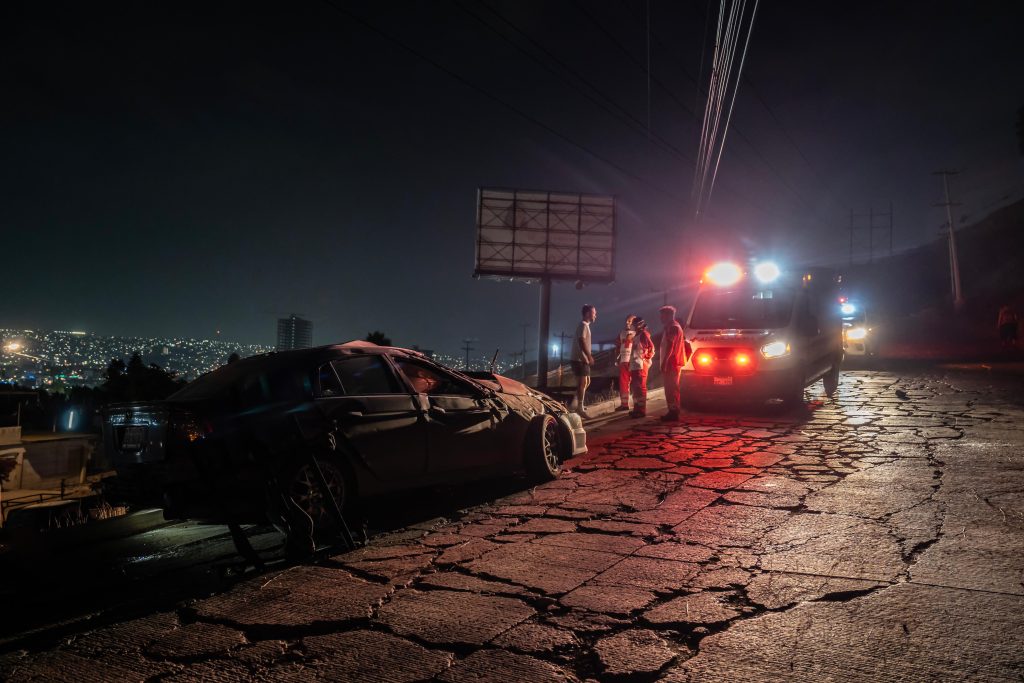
[846,327,868,341]
[760,341,790,358]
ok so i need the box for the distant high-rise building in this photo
[277,315,313,351]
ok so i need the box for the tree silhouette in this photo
[365,331,392,346]
[101,352,186,402]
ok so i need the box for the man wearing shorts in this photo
[571,304,597,418]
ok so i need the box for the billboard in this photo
[474,188,616,283]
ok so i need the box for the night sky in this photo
[3,1,1022,360]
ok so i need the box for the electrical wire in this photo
[317,0,689,206]
[704,0,760,216]
[692,0,762,220]
[464,0,780,218]
[617,0,831,224]
[460,0,695,165]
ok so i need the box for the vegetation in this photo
[2,353,187,434]
[365,331,392,346]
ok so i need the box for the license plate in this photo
[713,376,734,386]
[121,426,145,449]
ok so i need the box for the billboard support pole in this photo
[537,277,552,389]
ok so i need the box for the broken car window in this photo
[331,355,402,395]
[394,358,474,396]
[317,363,344,397]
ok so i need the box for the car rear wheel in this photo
[525,415,562,482]
[278,455,351,555]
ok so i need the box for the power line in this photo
[700,0,761,219]
[459,0,695,165]
[671,0,825,181]
[614,0,832,224]
[318,0,688,206]
[556,0,774,215]
[473,0,786,218]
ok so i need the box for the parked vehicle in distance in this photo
[102,342,586,551]
[840,299,873,357]
[681,261,844,408]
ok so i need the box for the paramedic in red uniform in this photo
[614,315,637,411]
[659,305,686,421]
[629,317,655,417]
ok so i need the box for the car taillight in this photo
[693,348,756,374]
[730,349,756,374]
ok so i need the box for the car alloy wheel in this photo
[287,457,347,532]
[541,418,561,472]
[525,414,562,482]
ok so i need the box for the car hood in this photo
[482,374,532,396]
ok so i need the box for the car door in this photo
[315,353,427,482]
[389,356,504,474]
[795,290,839,383]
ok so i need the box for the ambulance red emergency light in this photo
[680,260,844,408]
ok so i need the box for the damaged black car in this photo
[102,342,586,552]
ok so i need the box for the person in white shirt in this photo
[614,315,637,411]
[570,304,597,418]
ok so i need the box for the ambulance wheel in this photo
[823,362,840,397]
[783,384,805,409]
[680,395,700,411]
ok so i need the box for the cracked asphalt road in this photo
[3,368,1023,682]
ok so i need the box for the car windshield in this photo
[689,287,796,329]
[169,356,312,404]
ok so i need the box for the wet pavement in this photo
[2,368,1023,681]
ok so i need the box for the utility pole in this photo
[519,322,530,381]
[848,209,855,266]
[537,278,552,389]
[889,200,894,256]
[933,170,964,310]
[508,350,524,377]
[556,331,571,387]
[461,339,475,371]
[848,204,894,264]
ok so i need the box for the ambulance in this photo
[839,298,873,357]
[681,261,844,407]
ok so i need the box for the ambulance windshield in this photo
[690,287,796,330]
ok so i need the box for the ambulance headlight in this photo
[704,262,743,287]
[846,327,868,341]
[753,261,781,283]
[760,341,790,358]
[840,303,856,316]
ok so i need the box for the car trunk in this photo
[103,403,171,466]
